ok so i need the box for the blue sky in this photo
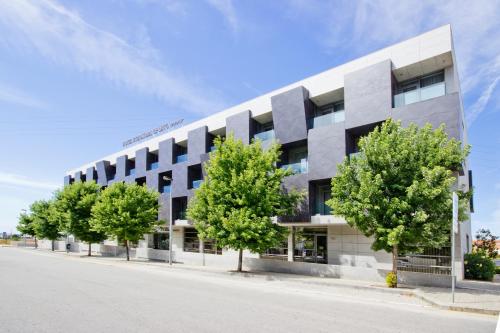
[0,0,498,236]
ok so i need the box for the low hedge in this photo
[464,251,496,281]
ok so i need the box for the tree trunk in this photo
[51,240,54,251]
[392,244,398,288]
[125,240,130,261]
[34,237,38,249]
[237,248,243,272]
[88,243,92,257]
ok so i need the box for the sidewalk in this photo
[17,247,500,316]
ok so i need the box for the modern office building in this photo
[64,25,472,285]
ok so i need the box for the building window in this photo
[175,145,188,164]
[280,144,308,174]
[253,121,275,143]
[314,184,332,215]
[152,232,169,250]
[183,228,199,253]
[173,197,187,220]
[393,70,445,107]
[294,228,328,264]
[310,101,345,128]
[183,227,221,254]
[203,238,222,255]
[262,239,288,261]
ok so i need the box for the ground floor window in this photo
[203,238,222,255]
[262,239,288,261]
[183,228,221,254]
[183,228,200,253]
[152,232,169,250]
[294,227,328,264]
[262,227,328,264]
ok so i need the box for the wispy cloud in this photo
[286,0,500,126]
[0,0,227,116]
[0,172,59,191]
[205,0,239,34]
[0,83,47,109]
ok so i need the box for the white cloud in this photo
[286,0,500,126]
[0,83,47,109]
[0,0,226,116]
[205,0,239,33]
[0,172,59,191]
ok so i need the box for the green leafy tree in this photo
[56,181,107,256]
[473,229,498,258]
[91,182,160,261]
[31,200,62,251]
[187,135,302,272]
[327,120,470,286]
[17,211,38,248]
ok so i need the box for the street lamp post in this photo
[164,176,173,265]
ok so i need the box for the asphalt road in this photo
[0,247,497,333]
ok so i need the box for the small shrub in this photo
[495,266,500,275]
[464,251,496,281]
[386,272,397,288]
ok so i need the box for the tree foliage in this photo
[327,119,470,281]
[17,212,36,237]
[91,182,160,260]
[473,228,498,259]
[187,134,302,271]
[56,181,107,256]
[30,200,62,250]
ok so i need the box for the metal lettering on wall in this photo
[122,119,184,148]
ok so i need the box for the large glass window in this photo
[315,184,332,215]
[183,228,199,253]
[294,228,328,264]
[281,145,308,174]
[394,70,445,107]
[311,101,345,128]
[183,227,221,254]
[203,239,222,255]
[262,239,288,261]
[152,232,169,250]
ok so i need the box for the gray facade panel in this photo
[171,164,188,198]
[188,126,208,165]
[391,93,461,140]
[63,175,72,186]
[158,194,171,223]
[96,160,110,186]
[159,138,174,171]
[345,60,393,129]
[226,110,252,144]
[308,122,346,180]
[135,147,148,178]
[74,171,84,183]
[271,86,312,145]
[116,155,127,181]
[146,171,159,192]
[86,167,97,182]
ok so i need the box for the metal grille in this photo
[397,245,451,275]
